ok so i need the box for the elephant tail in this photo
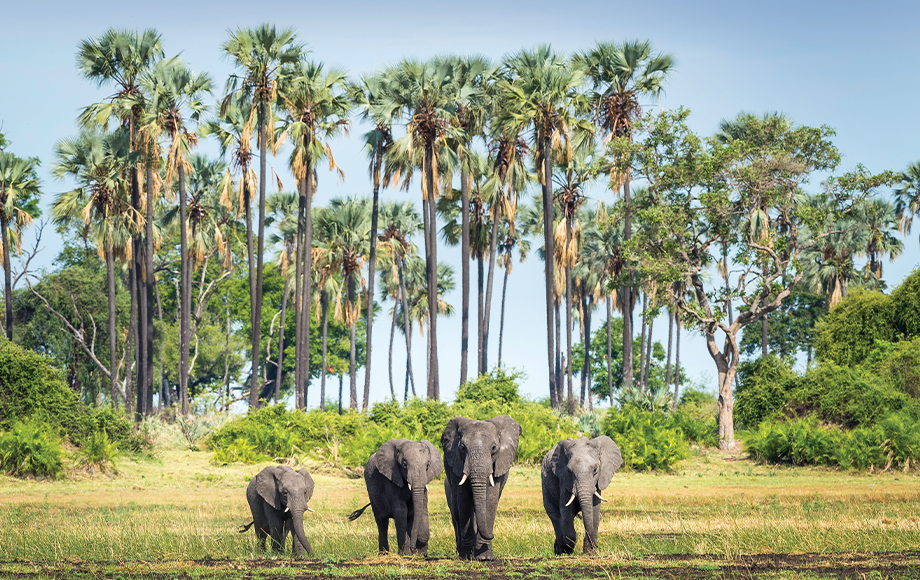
[238,521,255,533]
[347,502,372,522]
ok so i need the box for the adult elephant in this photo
[348,438,442,554]
[441,415,521,560]
[542,436,622,554]
[240,465,315,557]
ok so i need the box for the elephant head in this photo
[371,438,442,548]
[549,436,621,538]
[254,465,315,553]
[442,415,521,542]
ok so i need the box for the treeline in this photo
[2,25,920,453]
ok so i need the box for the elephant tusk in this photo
[565,493,576,507]
[306,506,315,512]
[489,474,495,487]
[425,485,429,493]
[284,507,290,513]
[595,491,608,502]
[458,473,468,485]
[408,482,412,491]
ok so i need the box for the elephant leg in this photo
[393,507,409,555]
[559,506,577,555]
[456,486,477,559]
[264,507,285,552]
[445,480,462,555]
[375,516,390,554]
[406,511,417,554]
[543,480,565,555]
[255,526,268,552]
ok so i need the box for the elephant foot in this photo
[555,537,576,555]
[474,545,495,561]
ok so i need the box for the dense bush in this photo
[814,290,896,367]
[602,407,690,471]
[745,412,920,471]
[672,388,719,447]
[891,268,920,337]
[208,369,581,468]
[735,355,798,429]
[0,420,66,479]
[862,338,920,399]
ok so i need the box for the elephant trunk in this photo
[471,476,493,541]
[290,508,310,556]
[409,484,429,548]
[578,484,597,550]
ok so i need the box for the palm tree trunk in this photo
[126,264,136,418]
[302,166,314,408]
[320,288,328,411]
[665,307,674,388]
[482,213,500,374]
[338,374,343,415]
[223,301,231,412]
[398,259,415,396]
[179,163,191,415]
[244,177,259,409]
[135,237,148,417]
[638,292,648,394]
[424,142,439,401]
[388,302,397,399]
[580,293,590,410]
[643,313,654,389]
[364,147,382,410]
[252,98,270,409]
[144,167,155,415]
[275,276,290,404]
[555,296,562,402]
[460,166,471,386]
[673,317,682,406]
[348,271,358,410]
[0,210,11,341]
[294,177,306,408]
[105,246,117,408]
[585,298,593,411]
[565,212,574,412]
[606,295,613,404]
[477,252,484,376]
[497,263,509,366]
[541,130,557,408]
[622,171,634,392]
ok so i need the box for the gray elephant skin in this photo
[348,438,442,554]
[241,465,315,557]
[542,435,622,554]
[441,415,521,560]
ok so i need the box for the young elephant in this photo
[442,415,521,561]
[240,465,315,557]
[542,436,622,554]
[348,438,442,554]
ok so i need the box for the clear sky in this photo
[2,0,918,406]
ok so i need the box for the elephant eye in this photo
[459,443,466,451]
[492,444,497,452]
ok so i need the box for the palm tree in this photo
[314,197,371,410]
[0,151,41,340]
[77,27,165,418]
[222,24,304,409]
[575,39,674,393]
[140,56,212,414]
[265,191,297,403]
[51,129,136,406]
[383,58,464,400]
[495,220,530,366]
[858,198,903,279]
[894,161,920,240]
[376,200,423,399]
[498,45,586,408]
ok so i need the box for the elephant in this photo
[239,465,315,557]
[347,438,442,554]
[441,415,521,560]
[542,435,622,554]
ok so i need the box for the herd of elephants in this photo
[240,414,623,560]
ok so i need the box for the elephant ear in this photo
[255,466,282,511]
[591,435,623,490]
[441,417,469,479]
[422,440,443,483]
[487,414,521,478]
[552,439,573,482]
[297,468,315,503]
[373,439,404,487]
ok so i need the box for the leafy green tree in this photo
[892,268,920,337]
[740,291,826,364]
[0,150,41,340]
[222,24,304,409]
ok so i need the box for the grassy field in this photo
[1,438,919,579]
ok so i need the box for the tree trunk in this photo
[126,263,136,418]
[337,374,343,415]
[637,292,647,394]
[348,271,358,410]
[105,246,117,407]
[665,307,674,390]
[477,252,484,376]
[244,175,259,409]
[388,302,397,399]
[398,260,415,396]
[275,276,290,404]
[622,171,634,392]
[320,288,328,412]
[555,297,562,406]
[178,163,190,415]
[606,295,613,404]
[294,176,306,408]
[673,317,681,407]
[565,268,574,413]
[423,141,439,400]
[481,212,500,374]
[252,98,269,409]
[761,315,768,358]
[364,147,382,410]
[497,263,509,366]
[301,166,314,408]
[1,210,12,340]
[144,167,155,415]
[135,238,148,418]
[460,166,470,386]
[643,312,654,390]
[222,302,231,412]
[541,130,557,408]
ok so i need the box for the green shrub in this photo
[814,290,896,367]
[602,407,690,471]
[0,420,66,479]
[75,430,120,474]
[0,338,81,432]
[790,362,919,428]
[863,338,920,399]
[455,368,522,406]
[891,267,920,338]
[745,416,839,466]
[673,388,719,446]
[735,355,798,429]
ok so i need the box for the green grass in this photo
[1,441,919,579]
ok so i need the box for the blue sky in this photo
[2,0,918,406]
